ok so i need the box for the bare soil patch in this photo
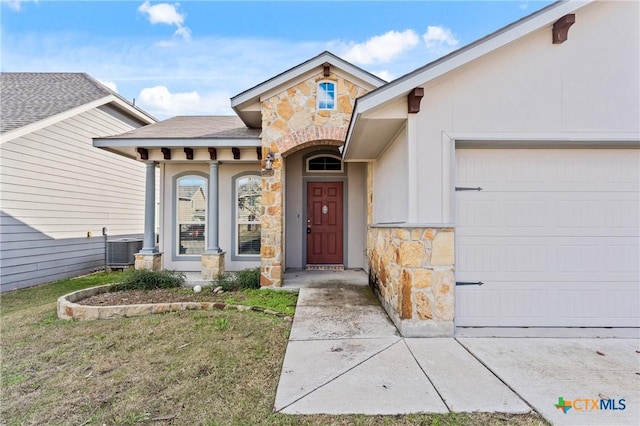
[77,288,231,306]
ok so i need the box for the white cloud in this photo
[138,1,191,40]
[98,80,118,93]
[173,26,192,41]
[341,30,419,65]
[137,85,231,117]
[0,29,440,118]
[3,0,36,12]
[373,70,394,82]
[423,25,459,52]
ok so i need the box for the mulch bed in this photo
[77,288,237,306]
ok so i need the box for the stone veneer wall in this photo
[367,226,455,337]
[134,253,162,271]
[259,71,369,286]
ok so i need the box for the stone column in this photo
[202,160,225,280]
[367,226,455,337]
[260,147,283,287]
[136,161,162,270]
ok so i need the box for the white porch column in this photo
[202,160,224,279]
[205,160,222,254]
[140,161,158,254]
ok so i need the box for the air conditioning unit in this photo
[106,238,143,267]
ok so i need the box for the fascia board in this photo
[107,95,157,124]
[1,95,156,145]
[93,138,262,148]
[1,97,109,144]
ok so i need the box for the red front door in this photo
[306,182,343,265]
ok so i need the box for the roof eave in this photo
[1,95,155,144]
[231,51,386,108]
[230,51,387,127]
[343,0,592,159]
[93,137,262,149]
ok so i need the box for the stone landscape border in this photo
[57,284,293,321]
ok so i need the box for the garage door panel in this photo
[456,148,640,331]
[457,283,639,327]
[458,195,638,230]
[457,149,639,187]
[458,237,638,274]
[458,227,637,237]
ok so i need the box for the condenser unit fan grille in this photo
[106,239,143,266]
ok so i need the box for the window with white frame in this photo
[235,174,261,256]
[317,81,336,110]
[177,176,206,256]
[306,154,343,173]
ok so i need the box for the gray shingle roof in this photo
[1,73,119,133]
[105,115,260,140]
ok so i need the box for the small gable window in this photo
[306,154,343,173]
[317,81,336,110]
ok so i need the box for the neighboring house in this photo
[95,1,639,337]
[0,73,156,291]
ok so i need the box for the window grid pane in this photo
[177,177,206,256]
[318,82,335,110]
[236,175,261,256]
[308,156,341,171]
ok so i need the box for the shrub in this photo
[212,272,236,291]
[212,267,260,291]
[236,267,260,289]
[111,269,185,291]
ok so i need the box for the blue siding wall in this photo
[0,212,142,292]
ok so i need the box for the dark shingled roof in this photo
[104,115,261,140]
[0,73,120,133]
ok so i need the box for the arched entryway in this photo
[283,144,366,271]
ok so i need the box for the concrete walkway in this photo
[275,271,640,425]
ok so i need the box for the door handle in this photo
[307,227,312,234]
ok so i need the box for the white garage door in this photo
[455,148,639,330]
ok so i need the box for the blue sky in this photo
[1,0,554,119]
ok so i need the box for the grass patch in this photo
[1,273,547,425]
[221,289,297,316]
[0,272,123,317]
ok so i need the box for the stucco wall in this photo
[373,127,408,223]
[284,151,304,268]
[346,161,366,268]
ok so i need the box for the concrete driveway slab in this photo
[405,338,530,413]
[280,340,449,415]
[459,338,640,426]
[274,337,400,411]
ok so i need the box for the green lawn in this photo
[0,273,547,425]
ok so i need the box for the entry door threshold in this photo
[305,264,344,271]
